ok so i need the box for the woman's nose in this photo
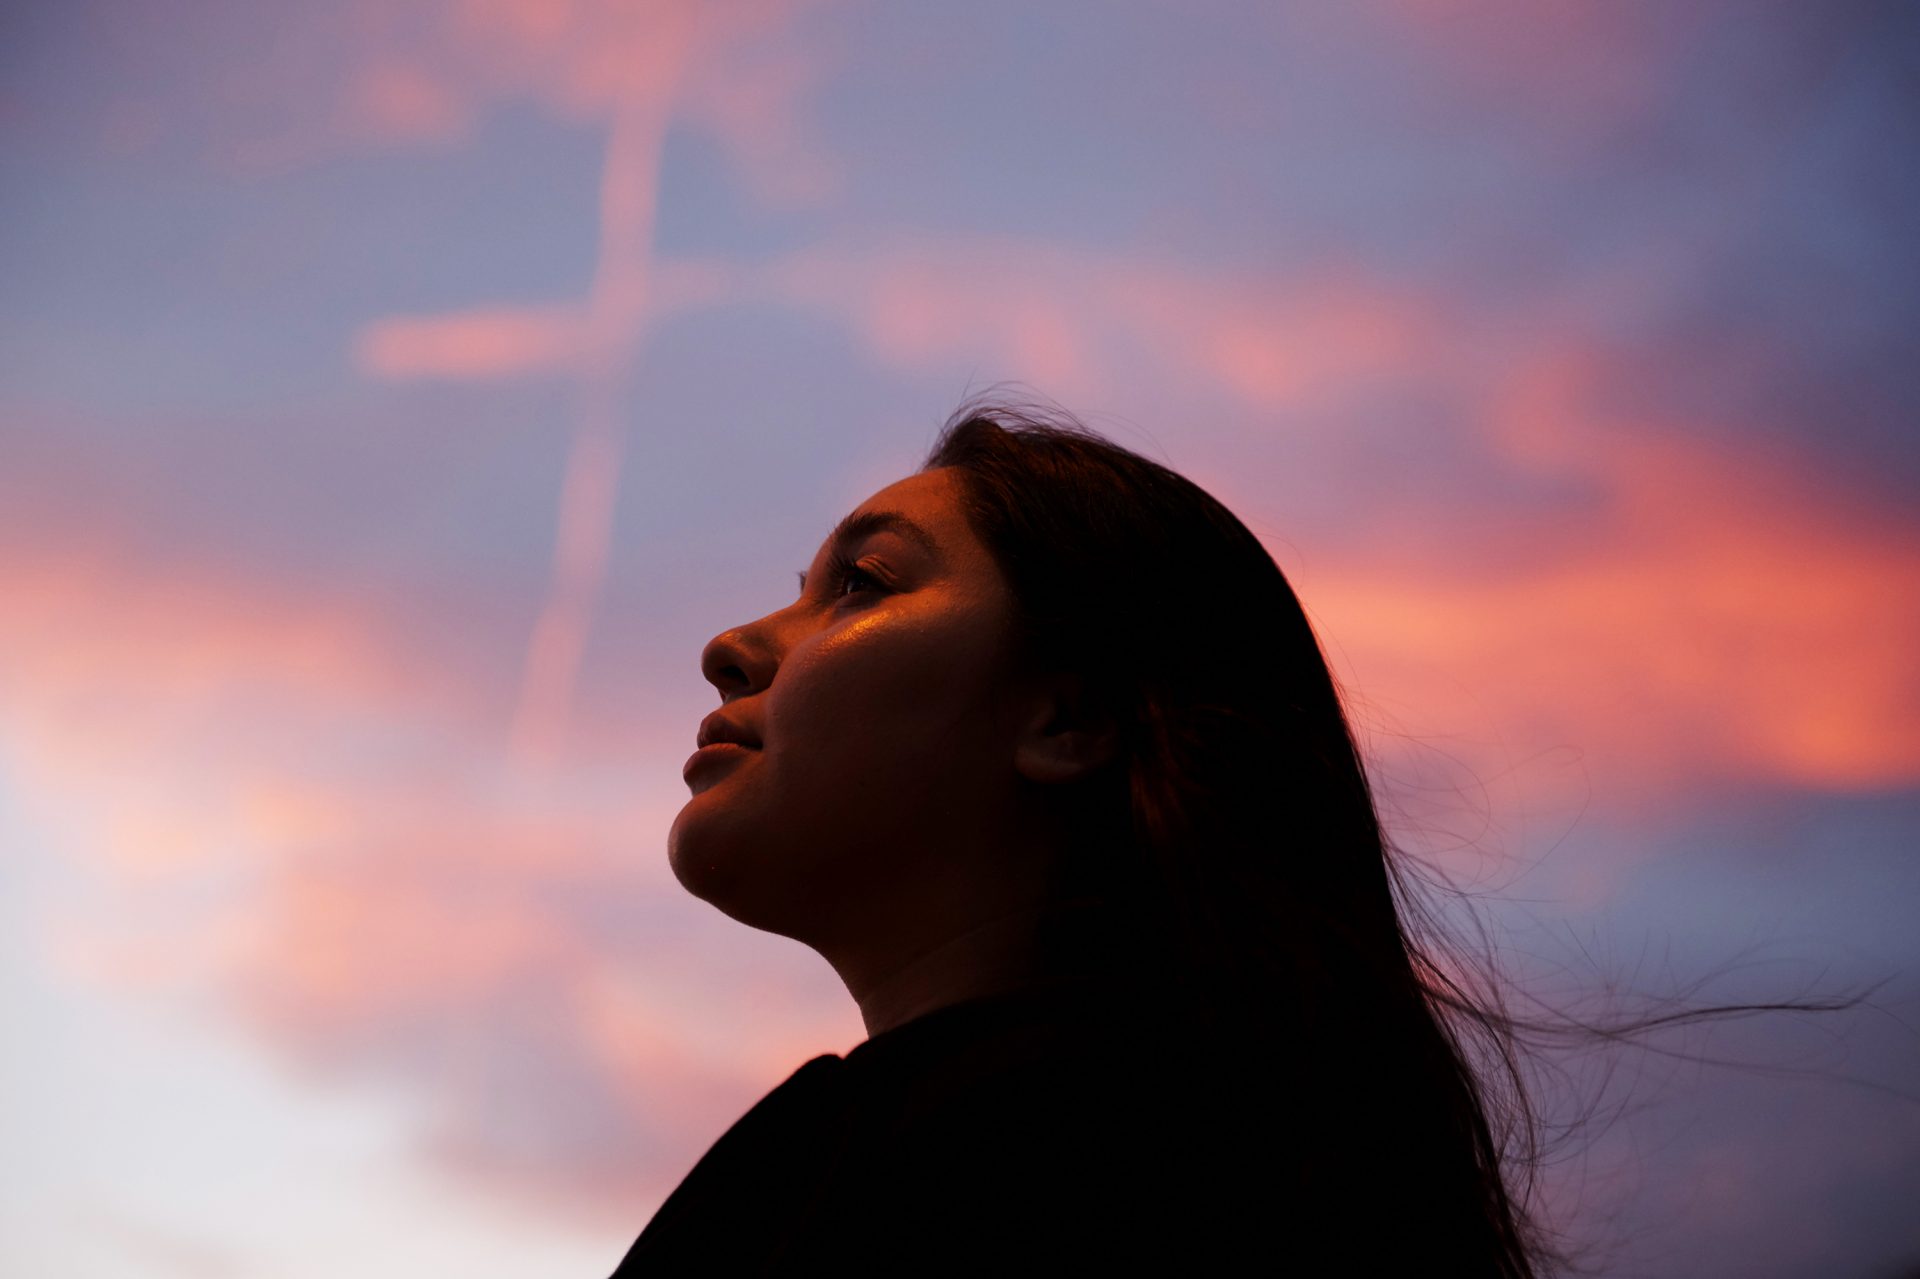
[700,619,775,700]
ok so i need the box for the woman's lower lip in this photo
[683,742,757,781]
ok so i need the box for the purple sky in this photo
[3,2,1917,1275]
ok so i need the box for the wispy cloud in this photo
[11,3,1915,1268]
[356,305,588,380]
[727,236,1920,812]
[1,492,854,1221]
[343,0,833,769]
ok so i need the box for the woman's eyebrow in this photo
[796,509,943,590]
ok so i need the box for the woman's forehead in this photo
[830,469,970,555]
[855,467,957,516]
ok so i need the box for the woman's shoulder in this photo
[844,978,1274,1186]
[778,988,1284,1271]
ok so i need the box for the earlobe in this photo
[1012,672,1121,785]
[1014,726,1121,784]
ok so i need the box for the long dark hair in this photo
[915,391,1857,1275]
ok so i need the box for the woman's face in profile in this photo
[669,466,1043,948]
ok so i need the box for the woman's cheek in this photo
[770,604,995,781]
[772,623,909,738]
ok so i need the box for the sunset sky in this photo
[4,2,1917,1276]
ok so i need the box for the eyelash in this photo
[821,550,884,600]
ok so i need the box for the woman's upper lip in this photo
[696,710,762,750]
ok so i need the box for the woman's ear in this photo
[1012,671,1121,785]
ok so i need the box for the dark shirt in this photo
[607,967,1284,1276]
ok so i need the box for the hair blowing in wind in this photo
[906,390,1865,1277]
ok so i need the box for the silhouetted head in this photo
[669,461,1124,967]
[670,394,1541,1275]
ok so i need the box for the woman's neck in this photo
[841,900,1062,1038]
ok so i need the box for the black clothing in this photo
[606,969,1277,1275]
[604,896,1502,1275]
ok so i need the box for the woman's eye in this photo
[833,563,880,599]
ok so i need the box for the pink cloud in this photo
[0,537,481,876]
[744,235,1920,815]
[1355,0,1695,139]
[752,237,1447,413]
[31,225,1915,1236]
[352,262,739,383]
[1301,350,1920,822]
[763,238,1122,398]
[338,0,838,777]
[677,30,845,210]
[347,231,1918,829]
[330,0,841,199]
[346,59,473,142]
[355,304,589,380]
[221,818,846,1217]
[0,480,857,1223]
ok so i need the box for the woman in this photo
[612,395,1547,1275]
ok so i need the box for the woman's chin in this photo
[665,808,718,894]
[667,803,759,905]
